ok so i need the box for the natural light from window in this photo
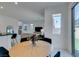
[52,14,61,34]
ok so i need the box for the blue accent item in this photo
[0,47,9,57]
[54,51,60,57]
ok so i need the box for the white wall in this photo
[67,2,76,53]
[44,4,69,51]
[0,15,19,34]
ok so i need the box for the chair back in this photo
[11,34,17,39]
[39,38,52,44]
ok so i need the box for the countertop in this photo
[0,33,15,36]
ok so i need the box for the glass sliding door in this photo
[72,3,79,57]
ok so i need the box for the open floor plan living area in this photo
[0,2,79,57]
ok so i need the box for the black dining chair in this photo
[20,37,29,42]
[39,37,52,44]
[11,34,17,39]
[0,47,10,57]
[11,34,18,47]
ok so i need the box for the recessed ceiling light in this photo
[14,2,18,5]
[0,6,3,9]
[30,24,34,26]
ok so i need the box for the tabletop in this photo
[9,40,51,57]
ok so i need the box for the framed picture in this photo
[19,26,22,29]
[24,25,27,30]
[18,26,22,35]
[23,24,28,31]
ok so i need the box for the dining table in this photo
[9,40,51,57]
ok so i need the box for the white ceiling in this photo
[0,2,69,21]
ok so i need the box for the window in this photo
[75,3,79,27]
[6,25,14,34]
[52,14,61,34]
[72,3,79,56]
